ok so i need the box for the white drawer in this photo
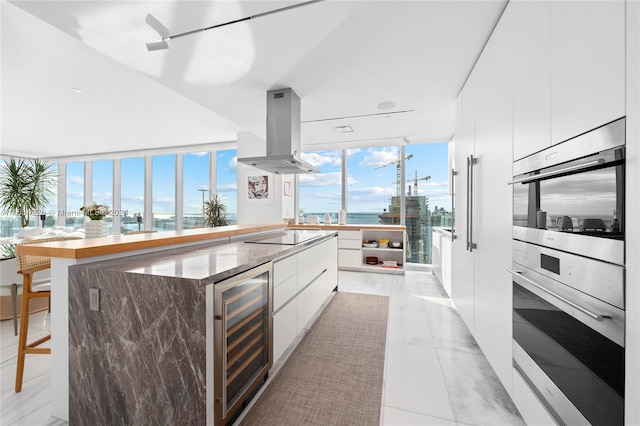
[273,300,296,364]
[338,239,361,250]
[273,274,298,311]
[338,230,361,240]
[338,249,362,268]
[273,254,297,287]
[298,242,326,291]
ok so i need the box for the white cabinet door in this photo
[296,272,326,334]
[451,73,476,335]
[472,6,515,390]
[441,236,452,298]
[551,0,625,144]
[512,0,551,160]
[273,299,296,364]
[338,249,361,268]
[325,236,338,293]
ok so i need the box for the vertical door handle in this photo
[450,169,457,241]
[467,156,477,252]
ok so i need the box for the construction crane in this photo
[391,171,431,196]
[410,171,431,196]
[376,154,413,197]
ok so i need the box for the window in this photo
[183,152,210,229]
[216,149,237,225]
[121,157,144,233]
[405,143,451,264]
[299,150,342,223]
[41,163,58,228]
[346,146,400,225]
[66,162,84,226]
[92,160,113,234]
[152,155,176,231]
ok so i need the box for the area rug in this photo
[240,291,389,426]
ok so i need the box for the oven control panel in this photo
[512,240,624,310]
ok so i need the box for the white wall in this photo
[236,132,295,225]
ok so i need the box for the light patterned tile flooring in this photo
[0,270,523,425]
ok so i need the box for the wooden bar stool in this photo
[15,236,80,392]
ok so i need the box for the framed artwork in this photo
[248,175,269,199]
[284,180,292,197]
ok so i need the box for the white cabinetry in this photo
[452,71,476,335]
[512,0,551,161]
[432,229,452,298]
[337,228,405,274]
[452,4,514,390]
[551,1,625,144]
[338,231,361,269]
[272,236,337,364]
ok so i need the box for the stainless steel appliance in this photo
[509,117,626,425]
[214,262,273,426]
[510,117,625,265]
[509,241,624,426]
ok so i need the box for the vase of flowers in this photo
[81,202,110,238]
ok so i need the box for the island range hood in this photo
[238,88,319,174]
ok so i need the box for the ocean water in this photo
[304,212,382,225]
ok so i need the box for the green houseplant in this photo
[0,158,55,228]
[204,194,229,227]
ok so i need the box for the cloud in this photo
[299,172,342,187]
[92,192,113,203]
[217,183,238,191]
[346,148,362,156]
[228,156,237,170]
[69,176,84,185]
[359,147,399,168]
[301,151,341,168]
[187,152,209,157]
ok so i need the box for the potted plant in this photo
[204,194,229,227]
[0,158,55,228]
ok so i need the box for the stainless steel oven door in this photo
[511,117,625,266]
[510,264,624,426]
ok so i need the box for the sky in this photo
[54,142,450,219]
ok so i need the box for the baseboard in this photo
[0,295,49,321]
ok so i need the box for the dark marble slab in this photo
[69,268,206,425]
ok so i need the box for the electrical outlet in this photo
[89,288,100,311]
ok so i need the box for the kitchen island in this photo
[16,225,335,423]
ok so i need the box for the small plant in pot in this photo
[0,157,55,228]
[204,194,229,227]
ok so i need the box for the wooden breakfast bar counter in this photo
[16,224,285,422]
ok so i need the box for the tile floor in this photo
[0,270,524,425]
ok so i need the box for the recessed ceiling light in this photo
[335,125,354,133]
[377,101,395,110]
[69,87,83,94]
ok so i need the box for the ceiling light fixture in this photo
[377,101,396,110]
[145,0,325,51]
[335,125,354,133]
[69,87,83,94]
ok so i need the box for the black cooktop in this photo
[245,230,325,246]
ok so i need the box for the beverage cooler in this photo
[214,262,273,426]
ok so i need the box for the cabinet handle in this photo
[467,156,477,252]
[507,268,609,321]
[220,300,228,417]
[507,159,605,185]
[450,169,457,241]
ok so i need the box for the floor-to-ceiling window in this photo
[41,163,58,228]
[346,145,400,225]
[299,150,342,223]
[183,152,210,229]
[152,155,176,231]
[120,157,144,233]
[404,142,451,264]
[216,149,238,225]
[66,162,84,226]
[92,160,113,234]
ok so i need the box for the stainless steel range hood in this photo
[238,88,319,174]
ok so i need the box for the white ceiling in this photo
[1,0,507,160]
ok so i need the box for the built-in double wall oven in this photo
[509,117,625,425]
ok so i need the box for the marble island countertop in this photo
[71,229,337,284]
[288,224,406,231]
